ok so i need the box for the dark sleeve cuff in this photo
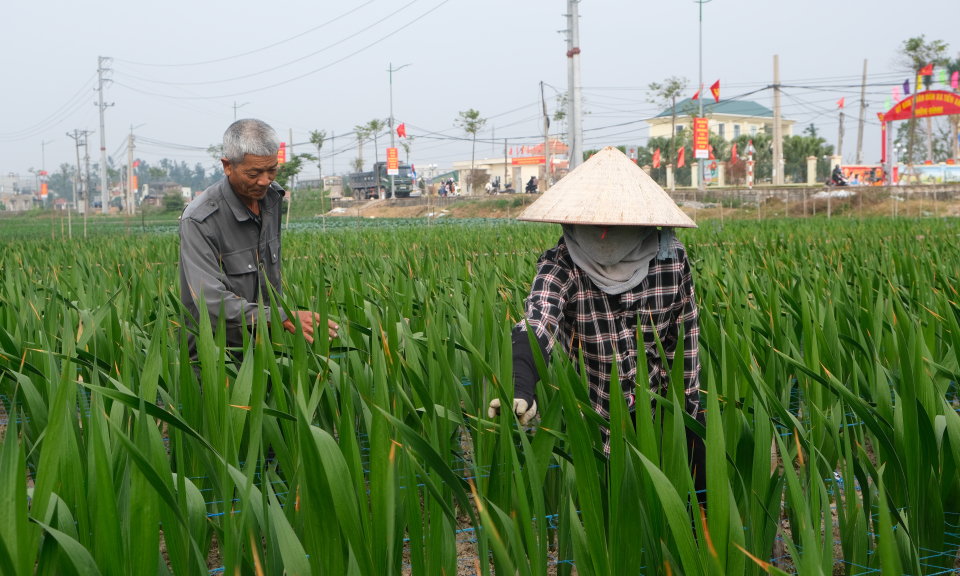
[511,326,551,404]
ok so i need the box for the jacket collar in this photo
[219,177,285,222]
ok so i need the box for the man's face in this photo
[222,154,278,203]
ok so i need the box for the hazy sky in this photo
[2,0,957,180]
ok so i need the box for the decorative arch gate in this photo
[882,90,960,183]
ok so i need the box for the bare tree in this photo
[647,77,690,173]
[366,119,387,166]
[456,109,486,194]
[353,125,370,171]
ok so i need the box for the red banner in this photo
[133,176,138,191]
[277,142,286,164]
[387,147,399,175]
[511,156,545,166]
[40,182,48,199]
[693,118,709,159]
[882,90,960,122]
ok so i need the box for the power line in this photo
[109,0,452,100]
[113,0,420,86]
[113,1,378,68]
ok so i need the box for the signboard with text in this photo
[277,142,286,164]
[882,91,960,122]
[387,147,399,175]
[693,118,709,159]
[40,182,48,199]
[511,156,546,166]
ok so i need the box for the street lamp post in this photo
[387,63,412,199]
[233,102,250,121]
[695,0,712,194]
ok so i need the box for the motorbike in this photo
[525,181,539,194]
[826,173,849,187]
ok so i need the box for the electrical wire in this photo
[113,1,378,68]
[113,0,421,86]
[110,0,452,100]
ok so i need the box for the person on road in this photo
[179,118,338,365]
[489,146,707,499]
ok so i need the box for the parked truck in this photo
[348,162,415,200]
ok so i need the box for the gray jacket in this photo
[179,176,288,357]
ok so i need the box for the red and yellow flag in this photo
[653,148,660,168]
[677,146,685,168]
[710,80,720,103]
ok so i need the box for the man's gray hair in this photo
[222,119,280,166]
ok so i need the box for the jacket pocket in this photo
[219,249,258,301]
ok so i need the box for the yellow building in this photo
[647,98,795,141]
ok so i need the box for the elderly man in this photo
[179,119,337,361]
[489,147,707,496]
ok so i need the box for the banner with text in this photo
[693,118,709,159]
[387,147,399,175]
[511,156,546,165]
[277,142,286,164]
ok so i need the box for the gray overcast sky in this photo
[2,0,957,179]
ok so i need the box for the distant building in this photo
[0,192,34,211]
[647,99,795,141]
[452,138,570,193]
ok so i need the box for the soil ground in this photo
[323,190,960,222]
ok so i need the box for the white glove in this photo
[488,398,538,425]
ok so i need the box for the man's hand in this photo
[282,311,339,344]
[487,398,538,426]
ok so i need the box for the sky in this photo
[1,0,957,182]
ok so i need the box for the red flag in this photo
[919,63,933,76]
[730,143,738,164]
[677,146,685,168]
[692,84,703,100]
[509,147,513,155]
[710,80,720,103]
[837,97,844,109]
[133,160,140,168]
[708,144,715,160]
[396,123,406,138]
[653,148,661,168]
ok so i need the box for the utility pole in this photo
[387,63,411,199]
[772,55,783,185]
[67,130,84,239]
[286,128,294,230]
[233,102,249,121]
[837,111,844,159]
[568,0,584,171]
[127,133,135,215]
[541,82,551,193]
[504,139,509,191]
[695,0,711,193]
[856,59,868,164]
[96,56,113,215]
[562,5,575,170]
[84,137,91,236]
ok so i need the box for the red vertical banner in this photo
[693,118,709,159]
[40,182,48,199]
[277,142,286,164]
[387,147,399,175]
[133,176,138,191]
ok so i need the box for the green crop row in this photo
[1,217,960,576]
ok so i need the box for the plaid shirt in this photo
[517,235,701,455]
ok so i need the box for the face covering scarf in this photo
[561,224,677,295]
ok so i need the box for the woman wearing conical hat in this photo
[488,147,707,497]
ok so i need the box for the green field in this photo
[2,216,960,576]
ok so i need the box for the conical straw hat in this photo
[517,146,697,228]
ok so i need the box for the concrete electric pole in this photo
[541,82,551,193]
[563,5,575,170]
[696,0,711,193]
[96,56,113,215]
[387,63,411,199]
[772,55,783,185]
[568,0,584,171]
[856,59,868,164]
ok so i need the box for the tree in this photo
[207,144,224,162]
[162,192,185,213]
[365,119,387,166]
[400,136,414,164]
[147,167,167,180]
[456,109,486,194]
[309,129,326,185]
[896,36,950,179]
[353,125,370,171]
[553,93,568,143]
[783,129,834,183]
[646,76,690,178]
[275,153,316,189]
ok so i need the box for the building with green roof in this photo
[647,98,795,142]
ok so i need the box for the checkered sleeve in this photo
[518,255,573,354]
[673,248,701,416]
